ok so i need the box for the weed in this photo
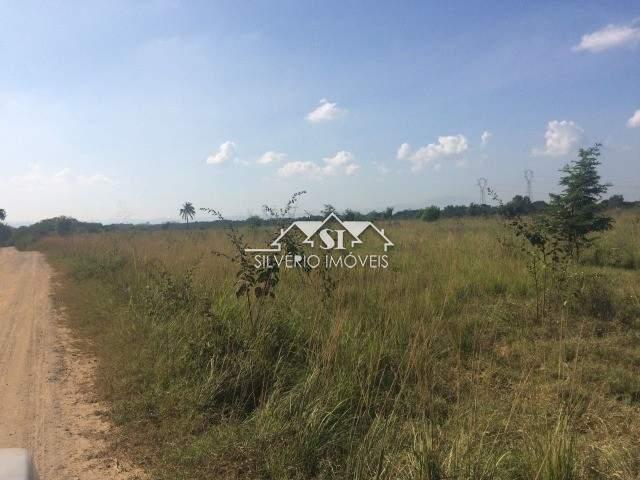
[33,209,640,479]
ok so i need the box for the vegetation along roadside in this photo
[16,145,640,479]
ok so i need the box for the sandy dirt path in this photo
[0,247,143,479]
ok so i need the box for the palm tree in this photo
[0,209,6,223]
[179,202,196,225]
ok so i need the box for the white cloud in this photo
[455,159,468,168]
[627,109,640,128]
[573,23,640,53]
[10,165,113,191]
[344,163,360,176]
[398,134,468,170]
[278,161,321,177]
[258,151,286,164]
[396,143,411,160]
[306,99,346,123]
[533,120,583,157]
[278,150,359,178]
[206,140,236,165]
[321,150,354,176]
[481,131,492,146]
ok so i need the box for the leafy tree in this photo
[604,194,625,209]
[246,215,263,229]
[442,205,468,218]
[421,205,441,222]
[548,143,613,259]
[56,216,77,235]
[342,208,360,221]
[382,206,394,220]
[500,195,533,218]
[531,200,549,213]
[321,204,336,217]
[392,208,423,220]
[365,210,380,220]
[179,202,196,224]
[468,203,493,216]
[0,224,11,245]
[0,210,10,246]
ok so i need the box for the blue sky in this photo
[1,0,639,224]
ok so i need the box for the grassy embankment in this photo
[33,210,640,479]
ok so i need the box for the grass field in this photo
[34,209,640,479]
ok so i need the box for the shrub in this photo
[422,206,441,222]
[567,272,615,320]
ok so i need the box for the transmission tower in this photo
[524,169,534,200]
[477,177,488,204]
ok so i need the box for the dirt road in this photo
[0,247,142,479]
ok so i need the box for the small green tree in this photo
[246,215,263,229]
[0,210,10,246]
[548,143,612,259]
[605,194,625,209]
[179,202,196,225]
[342,208,361,221]
[500,195,533,218]
[421,206,441,222]
[321,204,336,217]
[56,216,77,235]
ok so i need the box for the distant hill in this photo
[4,216,103,248]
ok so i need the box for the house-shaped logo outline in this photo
[245,212,394,253]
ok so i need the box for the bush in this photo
[35,213,640,479]
[567,272,615,320]
[422,206,441,222]
[0,223,13,246]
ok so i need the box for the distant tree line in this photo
[1,216,103,248]
[1,178,638,249]
[412,196,549,222]
[416,194,638,223]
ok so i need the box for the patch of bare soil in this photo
[0,247,145,479]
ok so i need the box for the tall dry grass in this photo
[36,210,640,479]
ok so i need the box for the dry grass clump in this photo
[36,209,640,479]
